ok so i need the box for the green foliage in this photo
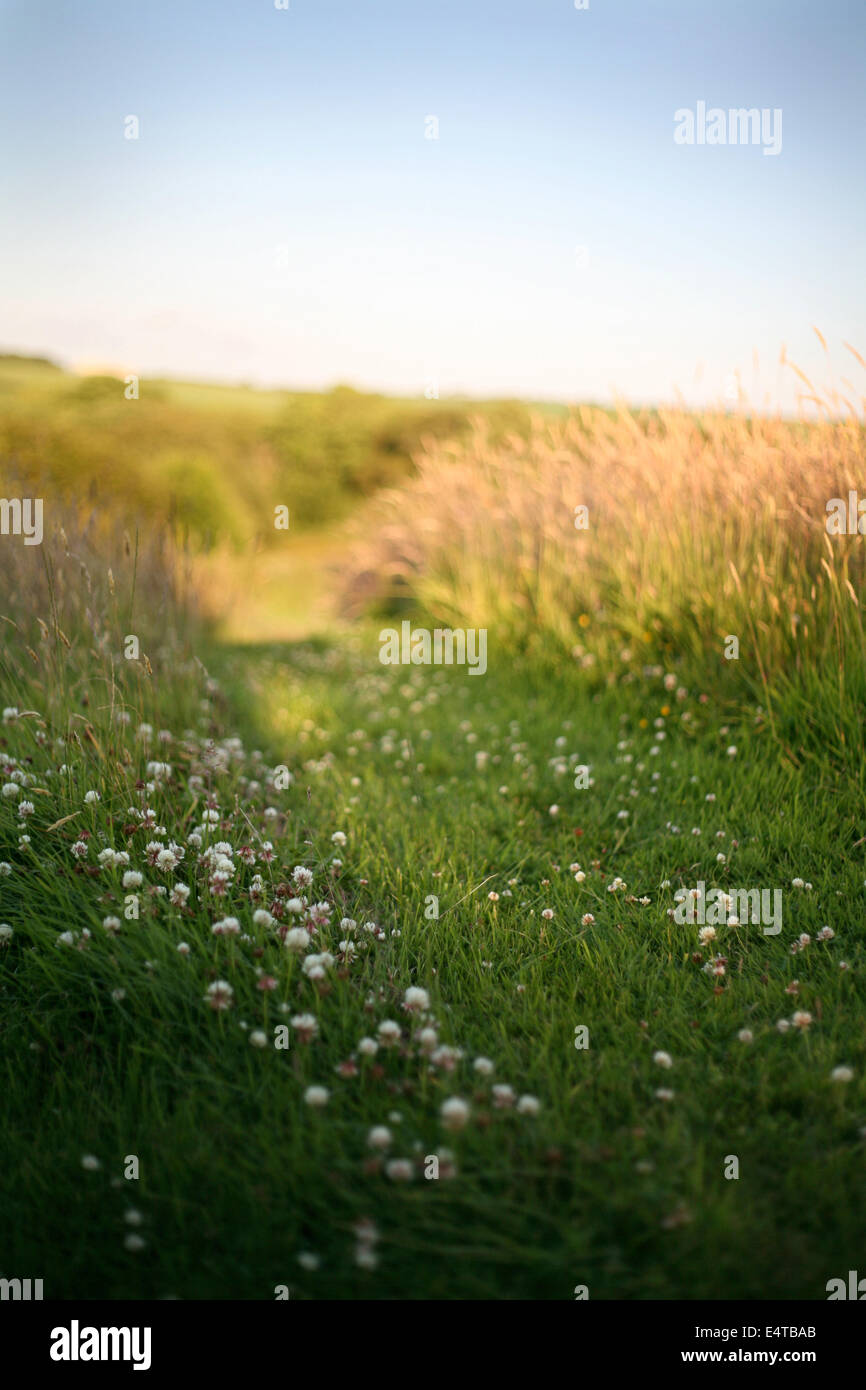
[0,362,534,548]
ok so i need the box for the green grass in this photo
[1,616,864,1300]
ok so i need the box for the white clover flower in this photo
[831,1066,854,1083]
[367,1125,393,1150]
[122,870,143,890]
[516,1094,541,1116]
[204,980,234,1011]
[698,926,716,945]
[212,916,241,936]
[492,1084,515,1109]
[403,986,430,1013]
[177,942,191,955]
[124,1234,146,1252]
[377,1019,402,1046]
[1,783,20,799]
[304,1085,330,1108]
[473,1056,495,1077]
[653,1050,673,1069]
[291,1013,318,1042]
[84,790,100,804]
[81,1154,101,1171]
[0,924,12,944]
[384,1158,413,1182]
[440,1097,470,1131]
[284,927,311,953]
[331,831,347,847]
[249,1030,268,1048]
[737,1028,753,1044]
[356,1036,378,1057]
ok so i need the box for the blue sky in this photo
[1,0,864,408]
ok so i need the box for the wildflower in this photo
[440,1097,470,1131]
[403,986,430,1013]
[357,1037,378,1057]
[541,907,555,919]
[581,913,595,927]
[204,980,234,1011]
[831,1066,854,1083]
[737,1028,753,1044]
[0,924,12,945]
[817,926,835,941]
[384,1159,413,1182]
[284,927,311,954]
[81,1155,101,1171]
[124,1234,146,1252]
[473,1056,495,1077]
[1,783,20,799]
[84,790,100,804]
[212,917,241,936]
[304,1085,329,1108]
[331,831,347,846]
[653,1051,673,1069]
[377,1020,402,1046]
[516,1095,540,1116]
[655,1088,675,1101]
[291,1013,319,1042]
[122,870,143,890]
[177,942,191,955]
[698,926,716,945]
[249,1030,268,1048]
[367,1126,393,1150]
[492,1084,515,1109]
[297,1252,320,1270]
[792,1011,813,1030]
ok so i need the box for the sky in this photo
[1,0,864,409]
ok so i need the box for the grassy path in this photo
[1,632,863,1299]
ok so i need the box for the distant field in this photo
[0,355,546,552]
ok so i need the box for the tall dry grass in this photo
[341,358,866,767]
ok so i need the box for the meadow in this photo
[0,353,864,1301]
